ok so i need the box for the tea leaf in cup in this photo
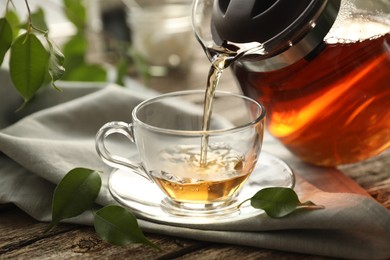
[94,205,160,250]
[46,168,102,232]
[240,187,324,218]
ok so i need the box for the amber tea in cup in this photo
[95,90,265,214]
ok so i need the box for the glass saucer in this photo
[108,152,295,225]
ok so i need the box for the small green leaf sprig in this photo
[46,168,101,232]
[95,205,159,250]
[46,168,160,251]
[238,187,324,218]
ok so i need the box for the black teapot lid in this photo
[212,0,337,44]
[212,0,341,71]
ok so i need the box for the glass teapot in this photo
[208,0,390,166]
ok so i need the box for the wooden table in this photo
[1,49,389,259]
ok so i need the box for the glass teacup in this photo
[96,90,266,215]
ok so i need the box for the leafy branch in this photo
[1,0,151,107]
[1,0,67,108]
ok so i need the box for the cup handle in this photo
[95,121,151,182]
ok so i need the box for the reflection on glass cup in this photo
[95,90,266,214]
[125,0,195,76]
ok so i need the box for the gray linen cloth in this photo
[0,71,389,259]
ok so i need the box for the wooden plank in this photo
[1,229,203,259]
[0,206,335,260]
[173,244,333,260]
[0,207,76,255]
[0,207,207,259]
[340,149,390,209]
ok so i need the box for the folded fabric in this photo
[0,71,389,259]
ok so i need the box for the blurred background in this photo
[0,0,203,85]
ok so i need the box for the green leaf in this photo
[46,168,102,232]
[61,34,86,79]
[94,205,160,250]
[6,10,20,40]
[248,187,324,218]
[0,18,13,66]
[63,0,86,30]
[60,33,107,82]
[64,64,107,82]
[9,32,50,102]
[62,33,87,57]
[20,8,48,32]
[46,38,65,89]
[31,8,49,32]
